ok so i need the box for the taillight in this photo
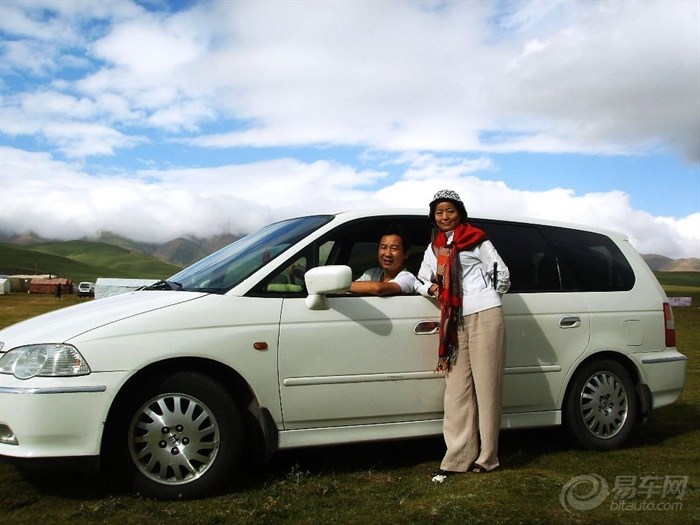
[663,302,676,347]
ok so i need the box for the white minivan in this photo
[0,210,687,499]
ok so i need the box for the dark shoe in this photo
[470,464,492,473]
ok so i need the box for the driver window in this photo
[319,219,431,283]
[265,255,308,293]
[345,242,379,280]
[252,218,432,296]
[319,241,334,266]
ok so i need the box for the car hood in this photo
[0,291,207,349]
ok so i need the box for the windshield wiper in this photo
[143,280,183,291]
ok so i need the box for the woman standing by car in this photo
[416,189,510,482]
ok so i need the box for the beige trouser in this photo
[439,306,505,472]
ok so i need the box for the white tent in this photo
[0,278,10,294]
[95,278,159,299]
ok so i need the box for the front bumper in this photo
[0,371,124,460]
[0,452,100,472]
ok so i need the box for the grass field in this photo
[0,278,698,525]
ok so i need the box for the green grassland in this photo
[0,241,181,283]
[657,271,700,302]
[0,273,698,525]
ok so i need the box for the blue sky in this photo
[1,0,698,259]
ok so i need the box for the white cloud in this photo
[1,147,697,259]
[3,1,697,157]
[0,1,697,261]
[494,0,700,161]
[0,39,58,75]
[1,90,146,157]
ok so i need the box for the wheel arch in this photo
[101,357,277,468]
[561,350,647,422]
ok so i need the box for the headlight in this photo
[0,344,91,380]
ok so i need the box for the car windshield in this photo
[161,215,333,294]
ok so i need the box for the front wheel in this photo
[563,359,637,451]
[121,371,243,499]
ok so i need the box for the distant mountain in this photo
[674,259,700,272]
[0,233,239,285]
[642,254,700,272]
[153,238,207,267]
[91,231,239,266]
[92,231,161,255]
[200,234,240,254]
[153,234,239,266]
[0,230,47,245]
[0,232,239,268]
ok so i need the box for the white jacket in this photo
[416,236,511,316]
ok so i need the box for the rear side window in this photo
[544,226,635,292]
[476,221,561,293]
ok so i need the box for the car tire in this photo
[563,359,637,451]
[120,371,244,499]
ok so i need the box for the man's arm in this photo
[349,280,403,296]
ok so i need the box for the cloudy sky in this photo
[1,0,698,259]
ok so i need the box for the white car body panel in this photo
[279,294,443,429]
[0,372,122,457]
[0,291,204,347]
[500,292,590,413]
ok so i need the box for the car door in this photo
[268,216,446,430]
[478,221,591,416]
[277,293,443,429]
[501,292,590,414]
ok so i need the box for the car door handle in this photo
[559,316,581,328]
[414,321,439,335]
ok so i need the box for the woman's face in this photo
[434,201,462,232]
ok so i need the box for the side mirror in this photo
[304,265,352,310]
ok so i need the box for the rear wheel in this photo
[564,359,637,451]
[120,371,243,499]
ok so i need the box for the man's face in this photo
[377,234,409,277]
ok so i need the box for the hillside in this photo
[92,231,162,255]
[1,230,239,268]
[0,242,103,280]
[152,234,238,266]
[642,254,700,272]
[0,241,181,283]
[94,231,239,266]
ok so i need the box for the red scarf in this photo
[433,223,488,372]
